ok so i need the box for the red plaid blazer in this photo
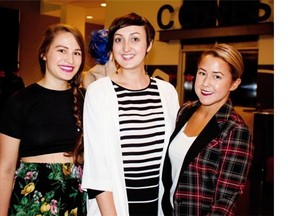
[162,100,254,216]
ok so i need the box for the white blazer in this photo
[82,77,179,216]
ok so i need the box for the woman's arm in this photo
[0,133,20,215]
[82,80,119,214]
[212,125,254,215]
[82,70,97,89]
[96,191,117,216]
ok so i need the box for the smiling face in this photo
[112,25,152,72]
[42,31,82,83]
[195,55,241,108]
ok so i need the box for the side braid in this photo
[39,23,86,165]
[70,80,84,165]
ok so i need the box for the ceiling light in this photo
[86,16,93,19]
[101,3,106,7]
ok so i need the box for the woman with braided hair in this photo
[0,23,87,215]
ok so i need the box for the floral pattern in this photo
[9,162,87,216]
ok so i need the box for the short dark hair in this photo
[107,12,155,52]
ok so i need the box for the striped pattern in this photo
[113,78,165,213]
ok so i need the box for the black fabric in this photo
[0,72,25,112]
[129,201,158,216]
[87,189,104,199]
[0,83,84,157]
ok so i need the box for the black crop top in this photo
[0,83,84,157]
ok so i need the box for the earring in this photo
[110,53,114,62]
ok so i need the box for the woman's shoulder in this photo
[86,77,113,96]
[152,77,171,84]
[7,83,38,99]
[218,101,252,134]
[177,100,198,117]
[89,76,110,87]
[2,83,40,115]
[152,77,176,91]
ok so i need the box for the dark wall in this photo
[178,0,270,29]
[0,7,19,73]
[0,1,102,86]
[0,1,59,85]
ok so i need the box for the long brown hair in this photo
[38,23,86,164]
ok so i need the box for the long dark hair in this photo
[38,23,86,164]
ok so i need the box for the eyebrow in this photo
[55,45,81,52]
[198,68,224,76]
[55,45,68,49]
[212,71,224,76]
[115,32,141,37]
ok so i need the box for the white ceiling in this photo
[41,0,106,25]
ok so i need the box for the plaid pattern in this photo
[162,100,254,216]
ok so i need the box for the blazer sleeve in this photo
[211,124,254,215]
[81,80,113,192]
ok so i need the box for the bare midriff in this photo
[21,152,73,163]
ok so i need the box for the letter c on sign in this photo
[157,4,174,30]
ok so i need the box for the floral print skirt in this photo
[9,162,87,216]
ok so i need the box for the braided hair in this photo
[38,23,86,165]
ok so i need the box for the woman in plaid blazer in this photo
[161,44,254,216]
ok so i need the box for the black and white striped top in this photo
[113,78,165,215]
